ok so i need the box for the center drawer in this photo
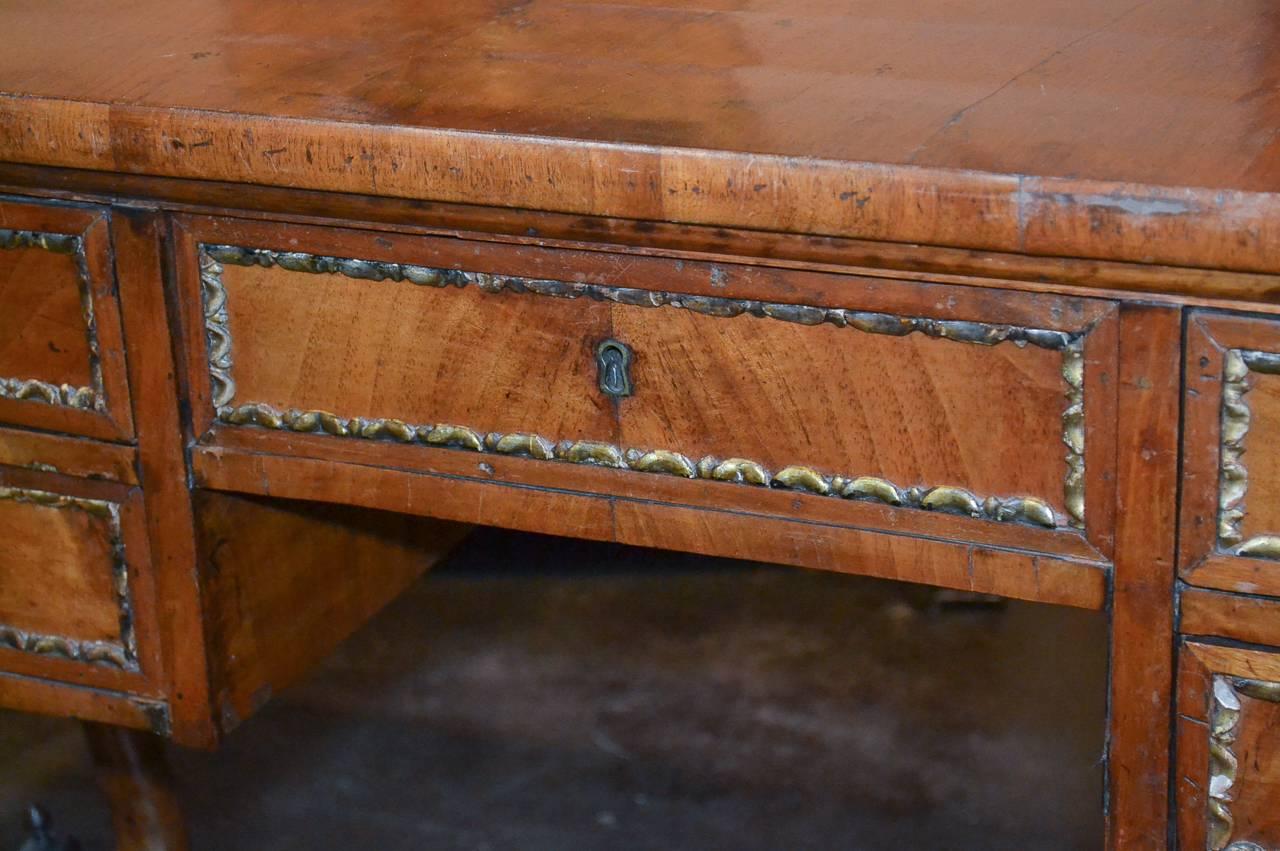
[174,217,1117,558]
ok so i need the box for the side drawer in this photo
[0,455,160,697]
[1183,313,1280,596]
[174,216,1119,572]
[0,197,133,440]
[1178,642,1280,849]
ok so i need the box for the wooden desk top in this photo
[3,0,1280,278]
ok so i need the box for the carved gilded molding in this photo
[217,402,1064,527]
[1219,349,1280,560]
[1209,675,1280,851]
[199,243,1089,530]
[0,486,136,671]
[0,228,106,413]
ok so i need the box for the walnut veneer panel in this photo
[0,241,94,388]
[221,263,614,443]
[1239,371,1280,545]
[0,0,1274,193]
[1182,588,1280,650]
[4,2,1280,275]
[0,477,142,686]
[196,492,472,736]
[0,487,123,648]
[0,199,133,440]
[0,461,162,700]
[177,218,1117,549]
[1183,313,1280,597]
[615,305,1071,519]
[1178,643,1280,850]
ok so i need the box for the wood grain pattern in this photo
[9,165,1280,309]
[1237,370,1280,545]
[0,200,134,440]
[0,234,94,387]
[222,262,614,443]
[174,214,1110,333]
[197,492,472,735]
[1107,305,1180,849]
[0,671,167,733]
[5,7,1276,837]
[3,2,1280,274]
[203,408,1109,564]
[191,446,1108,611]
[1182,313,1280,598]
[0,425,138,484]
[1178,643,1280,850]
[177,217,1116,540]
[614,301,1072,516]
[1181,587,1280,649]
[113,210,215,747]
[0,464,162,697]
[0,482,125,647]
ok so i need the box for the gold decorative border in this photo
[199,244,1088,530]
[0,485,136,670]
[0,228,105,413]
[1209,675,1280,851]
[218,402,1064,527]
[1218,349,1280,560]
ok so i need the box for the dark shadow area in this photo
[1,527,1106,849]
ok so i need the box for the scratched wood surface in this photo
[2,1,1280,273]
[8,163,1280,310]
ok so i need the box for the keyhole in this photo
[596,339,634,398]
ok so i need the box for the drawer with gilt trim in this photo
[0,197,133,441]
[174,216,1119,565]
[1178,642,1280,850]
[1183,313,1280,597]
[0,459,161,697]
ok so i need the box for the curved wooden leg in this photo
[82,724,189,851]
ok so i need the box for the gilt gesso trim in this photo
[0,228,106,412]
[199,243,1088,530]
[1219,349,1280,560]
[0,486,136,671]
[1209,675,1280,851]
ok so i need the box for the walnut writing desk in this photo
[2,1,1280,847]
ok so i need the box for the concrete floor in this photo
[1,529,1107,849]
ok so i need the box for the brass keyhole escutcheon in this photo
[596,339,634,398]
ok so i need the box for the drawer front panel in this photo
[0,483,127,655]
[1183,313,1280,596]
[213,252,614,443]
[613,299,1077,524]
[0,463,158,694]
[1178,643,1280,850]
[179,218,1117,555]
[0,233,96,389]
[0,484,129,664]
[0,198,133,440]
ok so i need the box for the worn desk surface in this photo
[3,4,1280,850]
[3,0,1279,275]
